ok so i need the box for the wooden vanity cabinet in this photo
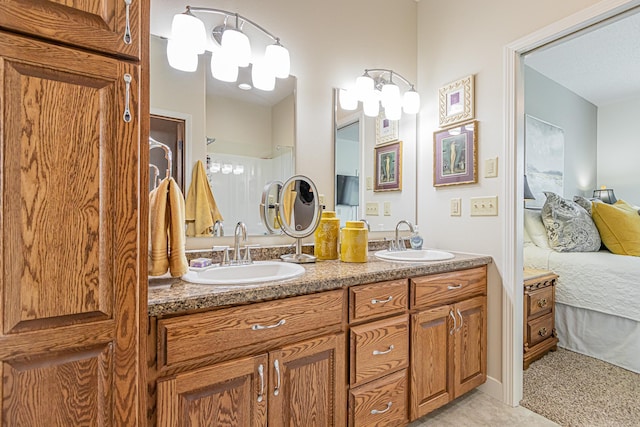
[151,290,347,426]
[409,267,487,421]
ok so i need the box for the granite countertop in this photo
[148,250,492,317]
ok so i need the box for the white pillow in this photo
[524,208,551,248]
[523,224,534,246]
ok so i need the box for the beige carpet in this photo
[521,348,640,427]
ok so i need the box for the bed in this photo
[524,207,640,374]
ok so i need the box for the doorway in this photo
[150,114,186,193]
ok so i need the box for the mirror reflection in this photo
[333,89,417,230]
[150,34,296,237]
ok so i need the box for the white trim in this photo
[479,375,503,402]
[502,0,640,407]
[150,107,194,189]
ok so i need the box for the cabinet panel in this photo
[269,333,346,427]
[453,296,486,398]
[350,315,408,387]
[527,313,554,348]
[526,286,554,318]
[349,369,408,427]
[411,266,486,309]
[0,0,140,59]
[157,355,268,427]
[349,279,408,323]
[409,305,452,420]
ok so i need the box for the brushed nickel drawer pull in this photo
[371,296,393,304]
[456,308,464,332]
[447,284,463,290]
[273,359,281,396]
[537,298,548,308]
[373,344,394,356]
[371,401,392,415]
[123,0,132,44]
[251,319,286,330]
[257,364,264,403]
[123,73,132,123]
[538,327,548,337]
[449,310,457,335]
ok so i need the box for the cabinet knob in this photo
[538,327,548,337]
[537,298,548,308]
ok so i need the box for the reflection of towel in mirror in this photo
[149,177,188,277]
[282,189,296,226]
[185,160,223,236]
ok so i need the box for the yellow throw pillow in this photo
[591,200,640,256]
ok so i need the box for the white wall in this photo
[416,0,602,396]
[597,96,640,204]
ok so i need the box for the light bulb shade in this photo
[402,90,420,114]
[593,188,617,204]
[222,28,251,67]
[252,59,275,91]
[380,83,400,109]
[385,104,402,121]
[363,93,380,117]
[339,89,358,111]
[265,43,290,78]
[166,39,198,72]
[355,75,374,101]
[171,12,206,54]
[210,48,238,82]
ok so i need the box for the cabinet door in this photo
[0,0,141,59]
[0,32,140,426]
[269,333,346,427]
[452,296,487,399]
[409,305,453,421]
[157,355,268,427]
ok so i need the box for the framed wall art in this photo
[375,116,398,144]
[438,74,475,127]
[374,141,402,191]
[433,121,478,187]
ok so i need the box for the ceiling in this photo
[525,9,640,107]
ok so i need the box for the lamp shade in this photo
[210,46,238,82]
[252,59,276,91]
[385,104,402,121]
[402,90,420,114]
[380,83,400,109]
[339,89,358,111]
[166,39,198,72]
[171,12,206,54]
[265,42,290,78]
[222,28,251,67]
[524,175,535,200]
[593,188,617,204]
[363,92,380,117]
[355,74,374,101]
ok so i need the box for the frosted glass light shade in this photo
[167,39,198,72]
[171,12,206,54]
[402,90,420,114]
[252,59,275,91]
[265,43,290,78]
[211,48,238,82]
[339,89,358,111]
[363,93,380,117]
[381,83,400,109]
[355,75,374,101]
[385,104,402,121]
[222,28,251,67]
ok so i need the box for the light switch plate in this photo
[470,196,498,216]
[319,194,326,205]
[485,157,498,178]
[366,202,379,216]
[383,202,391,216]
[450,198,462,216]
[366,177,373,190]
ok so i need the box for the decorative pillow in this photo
[573,195,596,215]
[541,192,601,252]
[523,224,534,246]
[615,199,640,216]
[592,201,640,256]
[524,208,551,248]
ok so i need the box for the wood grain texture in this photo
[350,315,409,387]
[523,271,558,369]
[0,0,140,60]
[349,369,408,427]
[411,266,486,309]
[452,296,486,399]
[269,333,346,427]
[349,279,408,323]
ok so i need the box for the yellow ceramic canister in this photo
[340,220,368,263]
[314,211,340,260]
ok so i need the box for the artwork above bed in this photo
[525,115,564,208]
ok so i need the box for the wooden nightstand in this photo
[523,268,559,369]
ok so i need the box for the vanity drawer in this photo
[349,279,408,323]
[527,312,554,347]
[158,289,344,367]
[350,315,409,386]
[526,285,554,318]
[411,266,486,309]
[349,369,408,427]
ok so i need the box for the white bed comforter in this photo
[524,245,640,322]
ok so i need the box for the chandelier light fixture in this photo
[168,6,290,91]
[340,69,420,120]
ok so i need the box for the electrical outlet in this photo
[450,198,461,216]
[470,196,498,216]
[485,157,498,178]
[366,202,379,216]
[383,202,391,216]
[366,177,373,190]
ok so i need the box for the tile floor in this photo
[408,389,558,426]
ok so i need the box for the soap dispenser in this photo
[410,225,423,250]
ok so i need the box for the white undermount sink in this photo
[181,261,305,285]
[374,249,455,262]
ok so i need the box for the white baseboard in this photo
[478,375,505,405]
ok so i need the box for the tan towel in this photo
[185,160,223,236]
[149,177,188,277]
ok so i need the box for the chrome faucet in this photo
[232,221,248,264]
[393,220,415,251]
[213,220,224,237]
[359,219,371,232]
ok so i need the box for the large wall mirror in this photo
[150,32,296,237]
[333,89,417,231]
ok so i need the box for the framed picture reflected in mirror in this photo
[374,141,402,192]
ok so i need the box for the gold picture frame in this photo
[438,75,475,127]
[433,121,478,187]
[374,141,402,192]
